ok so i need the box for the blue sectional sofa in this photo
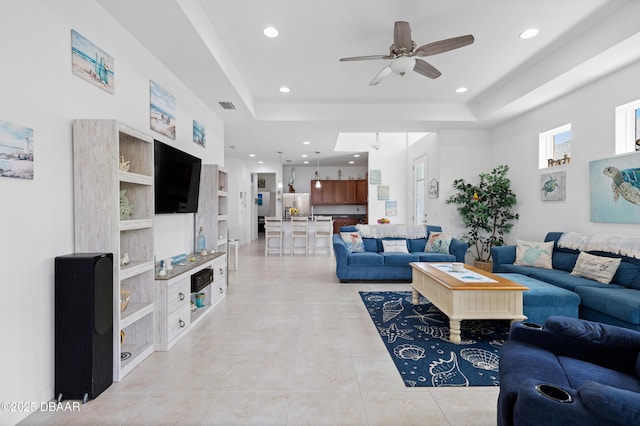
[492,232,640,331]
[332,225,468,282]
[498,317,640,426]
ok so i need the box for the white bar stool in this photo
[291,216,309,256]
[264,217,283,256]
[314,216,333,256]
[228,238,239,270]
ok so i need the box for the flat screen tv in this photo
[154,140,202,214]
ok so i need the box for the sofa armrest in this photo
[449,238,468,263]
[509,378,627,426]
[509,317,640,375]
[491,245,516,272]
[333,234,349,280]
[579,381,640,425]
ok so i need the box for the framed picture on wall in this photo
[150,80,176,140]
[589,151,640,223]
[429,178,439,199]
[370,169,381,185]
[385,201,397,216]
[193,120,206,147]
[0,120,33,180]
[71,30,114,94]
[540,171,566,201]
[258,178,265,188]
[377,185,389,200]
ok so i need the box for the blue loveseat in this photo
[332,225,468,282]
[491,232,640,331]
[498,317,640,426]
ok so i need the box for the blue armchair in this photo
[498,316,640,426]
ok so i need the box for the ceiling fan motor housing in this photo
[390,56,416,76]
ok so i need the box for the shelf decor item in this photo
[195,292,205,308]
[119,189,133,220]
[120,289,131,312]
[446,165,519,267]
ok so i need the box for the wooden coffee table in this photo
[410,262,529,344]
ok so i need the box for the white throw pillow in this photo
[570,252,621,284]
[514,240,554,269]
[425,232,452,254]
[382,239,409,253]
[340,232,365,253]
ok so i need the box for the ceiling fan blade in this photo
[413,59,441,79]
[415,35,475,57]
[339,55,391,62]
[369,65,393,86]
[393,21,412,52]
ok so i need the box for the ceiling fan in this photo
[340,21,474,86]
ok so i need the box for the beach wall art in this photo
[150,80,176,139]
[590,151,640,224]
[0,120,34,180]
[540,171,566,201]
[193,120,206,147]
[71,30,114,94]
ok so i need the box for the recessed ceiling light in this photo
[301,154,308,158]
[303,141,310,145]
[258,161,264,164]
[249,153,255,157]
[348,161,355,164]
[520,28,539,39]
[279,86,290,93]
[263,26,279,38]
[303,161,309,164]
[353,154,360,157]
[456,87,468,93]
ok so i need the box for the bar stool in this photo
[291,216,309,256]
[314,216,333,256]
[264,217,283,256]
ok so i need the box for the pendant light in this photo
[315,151,322,189]
[277,151,283,189]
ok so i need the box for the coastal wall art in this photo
[150,80,176,139]
[378,185,389,201]
[0,120,34,180]
[590,151,640,223]
[193,120,206,147]
[71,30,114,94]
[385,201,397,216]
[540,171,566,201]
[370,169,381,185]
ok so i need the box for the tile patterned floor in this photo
[21,239,499,425]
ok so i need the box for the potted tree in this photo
[446,165,519,271]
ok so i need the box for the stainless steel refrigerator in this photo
[282,193,310,217]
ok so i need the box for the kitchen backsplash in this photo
[313,205,366,216]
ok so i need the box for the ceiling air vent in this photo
[218,101,236,110]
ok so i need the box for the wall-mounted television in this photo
[154,140,202,214]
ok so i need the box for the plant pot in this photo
[474,260,493,272]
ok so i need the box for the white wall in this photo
[490,58,640,242]
[0,1,224,423]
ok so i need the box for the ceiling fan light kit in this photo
[340,21,474,86]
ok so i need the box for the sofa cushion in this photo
[382,239,409,253]
[552,251,579,272]
[376,237,405,252]
[408,238,427,253]
[382,252,420,266]
[425,232,452,253]
[514,240,553,269]
[526,268,624,292]
[613,261,640,289]
[571,252,622,284]
[346,252,384,266]
[340,232,365,253]
[574,287,640,326]
[558,356,640,392]
[578,382,640,425]
[414,252,456,262]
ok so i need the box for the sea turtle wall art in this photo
[590,152,640,224]
[540,171,565,201]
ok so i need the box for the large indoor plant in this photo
[446,165,519,270]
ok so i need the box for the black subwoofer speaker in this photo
[55,253,113,402]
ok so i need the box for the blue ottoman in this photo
[496,273,581,325]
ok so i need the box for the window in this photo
[615,99,640,154]
[539,124,571,169]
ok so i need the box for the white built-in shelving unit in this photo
[196,165,228,253]
[72,119,155,382]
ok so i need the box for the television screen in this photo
[154,140,202,214]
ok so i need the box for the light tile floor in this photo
[22,238,499,425]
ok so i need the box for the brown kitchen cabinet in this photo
[310,179,366,205]
[333,217,359,234]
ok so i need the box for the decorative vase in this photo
[195,292,205,308]
[120,189,133,220]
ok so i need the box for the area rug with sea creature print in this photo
[360,291,511,387]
